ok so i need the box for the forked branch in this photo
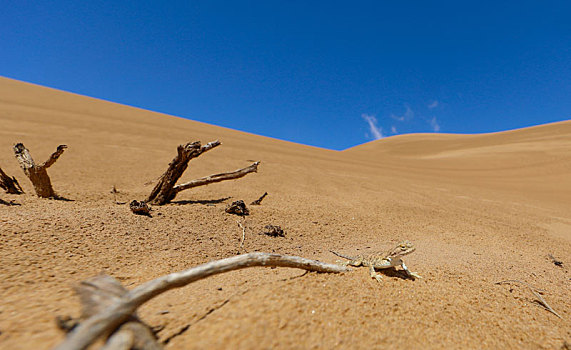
[146,140,259,205]
[55,253,350,350]
[13,143,67,198]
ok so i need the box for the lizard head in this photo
[386,240,416,258]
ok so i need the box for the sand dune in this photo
[1,77,569,349]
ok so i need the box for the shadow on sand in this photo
[171,197,232,206]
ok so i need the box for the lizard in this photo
[330,240,422,282]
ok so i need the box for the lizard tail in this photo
[329,250,353,260]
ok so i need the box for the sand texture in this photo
[1,77,570,349]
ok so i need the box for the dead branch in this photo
[146,141,260,205]
[250,192,268,205]
[63,275,161,350]
[0,166,24,194]
[146,141,220,205]
[496,280,562,319]
[54,253,350,350]
[173,162,260,193]
[13,143,67,198]
[41,144,68,168]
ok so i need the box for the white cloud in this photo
[390,104,414,121]
[429,117,440,132]
[391,125,397,134]
[428,100,439,109]
[362,114,383,140]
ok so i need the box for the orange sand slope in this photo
[0,77,570,349]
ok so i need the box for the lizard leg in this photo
[369,265,383,282]
[401,261,422,279]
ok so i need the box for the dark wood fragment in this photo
[0,167,23,194]
[130,200,152,216]
[250,192,268,205]
[261,224,285,237]
[225,200,249,216]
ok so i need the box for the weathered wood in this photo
[13,143,67,198]
[146,141,260,205]
[146,141,220,205]
[0,166,23,194]
[54,253,350,350]
[173,161,260,193]
[73,275,162,350]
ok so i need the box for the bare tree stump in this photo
[146,141,260,205]
[54,253,350,350]
[0,167,24,194]
[13,143,67,198]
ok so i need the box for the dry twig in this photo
[238,218,247,251]
[0,198,19,206]
[496,279,562,319]
[174,162,260,193]
[250,192,268,205]
[54,253,350,350]
[110,186,126,205]
[548,254,563,267]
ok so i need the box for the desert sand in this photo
[0,77,569,349]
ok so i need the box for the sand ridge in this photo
[0,77,570,349]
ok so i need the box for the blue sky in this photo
[1,1,569,150]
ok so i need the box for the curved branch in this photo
[54,253,349,350]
